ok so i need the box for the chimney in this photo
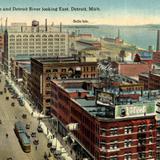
[21,26,23,32]
[60,22,62,32]
[45,19,47,32]
[157,30,160,51]
[5,17,8,31]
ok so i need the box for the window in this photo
[124,153,132,160]
[124,126,133,134]
[46,69,51,73]
[110,157,117,160]
[138,153,146,159]
[124,139,132,147]
[149,150,153,158]
[100,145,106,152]
[101,130,107,136]
[149,137,153,144]
[46,99,50,103]
[149,124,154,130]
[138,125,146,132]
[46,76,51,80]
[110,141,118,150]
[110,128,118,135]
[61,68,66,72]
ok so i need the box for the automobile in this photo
[33,139,39,145]
[6,96,9,100]
[22,114,27,119]
[50,145,56,153]
[37,125,43,133]
[31,132,36,137]
[18,99,25,106]
[4,88,7,93]
[47,141,52,148]
[26,123,30,129]
[11,94,17,99]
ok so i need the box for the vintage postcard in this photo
[0,0,159,160]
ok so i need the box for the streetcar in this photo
[14,121,31,153]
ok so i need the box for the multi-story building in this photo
[139,71,160,90]
[0,33,4,63]
[50,79,157,160]
[112,62,152,79]
[30,55,98,113]
[3,20,69,73]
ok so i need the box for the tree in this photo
[134,54,141,62]
[119,49,126,62]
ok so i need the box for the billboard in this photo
[96,92,115,106]
[115,101,155,119]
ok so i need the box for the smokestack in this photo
[5,17,8,31]
[21,26,23,32]
[60,22,62,32]
[45,19,47,32]
[157,30,160,51]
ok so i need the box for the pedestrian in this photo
[35,145,37,150]
[6,133,8,138]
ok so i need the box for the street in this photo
[0,73,55,160]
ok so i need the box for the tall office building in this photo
[3,19,69,73]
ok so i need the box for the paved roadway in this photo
[0,73,54,160]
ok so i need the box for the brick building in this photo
[50,80,157,160]
[30,56,98,113]
[0,33,4,63]
[153,51,160,63]
[139,71,160,90]
[112,62,152,79]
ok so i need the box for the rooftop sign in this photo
[96,92,115,106]
[115,101,155,119]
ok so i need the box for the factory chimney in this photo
[5,17,8,31]
[45,19,47,32]
[60,22,62,32]
[157,30,160,51]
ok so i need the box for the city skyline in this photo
[1,0,160,25]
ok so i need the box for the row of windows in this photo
[9,34,66,38]
[9,38,66,42]
[101,125,155,136]
[100,137,154,151]
[107,151,153,160]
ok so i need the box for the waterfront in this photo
[63,25,158,50]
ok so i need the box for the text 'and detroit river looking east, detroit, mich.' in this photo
[0,7,101,11]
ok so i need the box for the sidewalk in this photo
[4,74,73,160]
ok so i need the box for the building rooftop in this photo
[76,99,96,107]
[66,88,88,93]
[77,39,100,44]
[139,72,149,78]
[19,64,31,73]
[32,56,80,64]
[74,97,156,120]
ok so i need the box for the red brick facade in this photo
[51,80,157,160]
[113,62,152,78]
[139,72,160,90]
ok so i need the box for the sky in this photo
[1,0,160,25]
